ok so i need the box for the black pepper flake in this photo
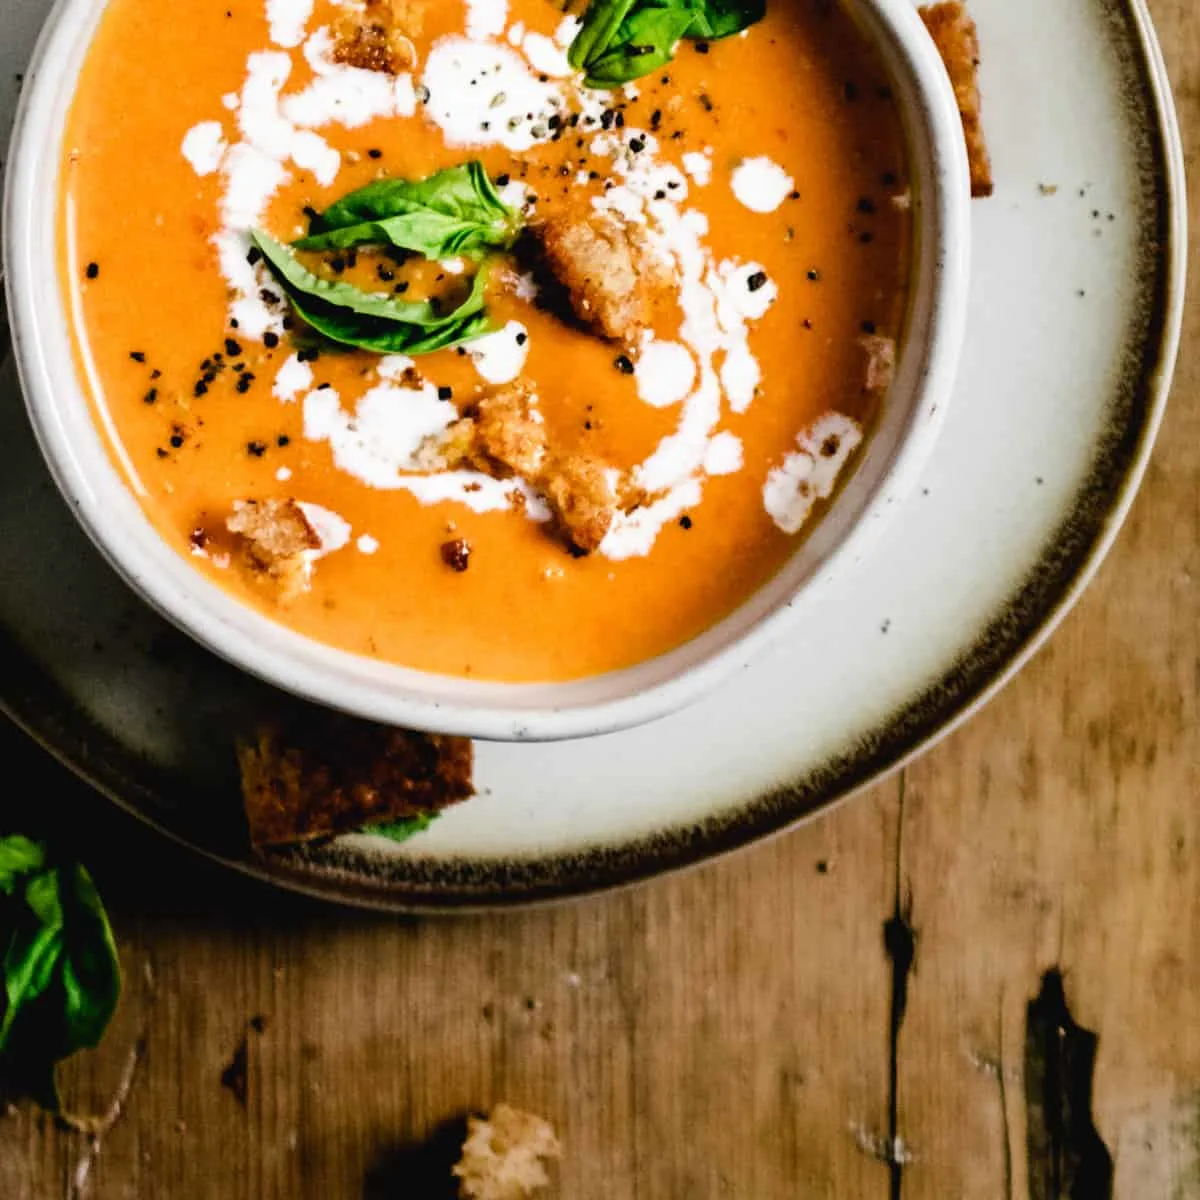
[861,320,877,334]
[247,441,267,457]
[260,288,279,305]
[650,109,662,130]
[129,351,146,363]
[629,136,646,153]
[614,354,635,375]
[156,447,169,459]
[193,380,209,397]
[694,40,709,53]
[747,270,768,293]
[276,434,290,447]
[316,382,331,390]
[246,247,262,266]
[224,337,242,357]
[441,538,471,572]
[169,433,185,449]
[679,515,693,530]
[881,171,898,186]
[367,148,382,159]
[151,368,162,379]
[329,255,346,274]
[654,190,666,200]
[297,347,320,363]
[393,282,410,294]
[85,262,99,279]
[377,265,395,282]
[802,319,813,330]
[857,197,877,214]
[496,173,510,186]
[858,231,874,244]
[807,268,822,282]
[515,332,527,346]
[438,386,453,401]
[236,373,255,394]
[263,331,279,349]
[143,388,158,405]
[698,94,714,113]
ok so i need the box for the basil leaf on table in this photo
[295,163,522,260]
[0,838,121,1111]
[569,0,765,86]
[251,230,494,355]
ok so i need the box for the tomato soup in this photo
[60,0,911,681]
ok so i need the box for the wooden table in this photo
[2,1,1197,1194]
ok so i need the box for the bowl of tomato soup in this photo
[5,0,970,740]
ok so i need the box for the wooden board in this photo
[1,0,1198,1193]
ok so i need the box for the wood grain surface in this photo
[1,1,1198,1195]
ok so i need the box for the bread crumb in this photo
[453,1104,560,1200]
[540,454,617,555]
[860,334,897,393]
[919,2,993,198]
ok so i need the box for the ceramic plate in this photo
[0,0,1185,909]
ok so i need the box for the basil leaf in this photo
[570,0,764,86]
[296,163,521,259]
[686,0,764,40]
[364,812,438,843]
[252,230,494,355]
[0,841,121,1112]
[0,836,45,894]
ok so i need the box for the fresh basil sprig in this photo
[252,230,493,355]
[365,812,438,843]
[295,163,522,261]
[0,836,121,1110]
[568,0,765,87]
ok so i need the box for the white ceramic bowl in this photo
[4,0,970,742]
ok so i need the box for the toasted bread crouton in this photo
[920,3,993,198]
[536,213,667,343]
[860,334,897,393]
[470,387,548,479]
[453,1105,560,1200]
[420,387,548,479]
[237,711,474,848]
[227,498,320,602]
[334,0,417,74]
[540,454,617,554]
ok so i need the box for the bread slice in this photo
[920,2,994,198]
[453,1105,561,1200]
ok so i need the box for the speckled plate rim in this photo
[0,0,1188,912]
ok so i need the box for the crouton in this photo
[860,334,897,393]
[469,386,548,479]
[920,2,993,198]
[540,454,617,554]
[334,0,417,74]
[236,711,474,848]
[453,1104,561,1200]
[536,213,667,343]
[226,498,320,603]
[421,386,548,479]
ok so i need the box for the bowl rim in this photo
[4,0,971,742]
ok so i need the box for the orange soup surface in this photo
[61,0,911,681]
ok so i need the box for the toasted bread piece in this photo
[860,334,897,393]
[227,498,320,603]
[540,454,617,555]
[453,1105,561,1200]
[469,386,549,479]
[237,712,474,848]
[334,0,417,74]
[920,2,993,198]
[536,213,667,343]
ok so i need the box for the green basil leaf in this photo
[364,813,438,843]
[570,0,764,86]
[0,837,45,894]
[585,6,696,85]
[252,229,494,355]
[296,163,521,259]
[568,0,640,70]
[0,842,121,1112]
[686,0,764,40]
